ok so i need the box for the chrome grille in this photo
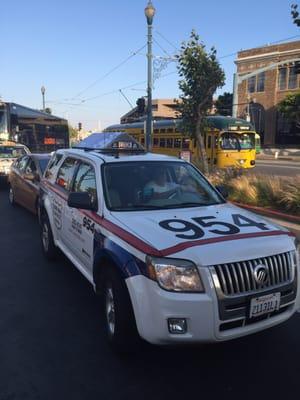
[211,252,294,297]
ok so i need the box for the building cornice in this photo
[236,48,300,64]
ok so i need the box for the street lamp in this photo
[41,86,46,111]
[144,1,155,152]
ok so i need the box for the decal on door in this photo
[83,216,95,234]
[159,214,269,240]
[53,198,63,230]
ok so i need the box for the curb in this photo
[256,156,300,163]
[231,202,300,225]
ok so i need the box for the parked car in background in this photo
[9,153,50,214]
[0,141,30,182]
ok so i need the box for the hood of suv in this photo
[109,202,295,266]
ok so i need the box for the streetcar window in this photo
[174,138,181,148]
[153,138,159,147]
[160,138,166,148]
[166,138,173,148]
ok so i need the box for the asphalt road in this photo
[1,184,300,400]
[254,159,300,176]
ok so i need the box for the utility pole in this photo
[144,1,155,152]
[41,86,46,111]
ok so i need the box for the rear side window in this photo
[45,153,63,179]
[56,157,77,191]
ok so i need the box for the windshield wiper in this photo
[174,202,219,208]
[111,204,164,211]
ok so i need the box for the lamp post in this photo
[144,1,155,152]
[41,86,46,111]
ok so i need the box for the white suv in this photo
[40,133,300,351]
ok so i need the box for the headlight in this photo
[146,256,204,292]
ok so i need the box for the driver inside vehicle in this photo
[144,168,179,199]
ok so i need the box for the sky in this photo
[2,0,299,130]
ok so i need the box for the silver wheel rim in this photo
[42,222,49,252]
[9,188,14,204]
[105,286,115,336]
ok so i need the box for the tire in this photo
[8,186,16,206]
[40,214,58,260]
[103,266,140,353]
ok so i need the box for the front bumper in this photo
[126,266,300,345]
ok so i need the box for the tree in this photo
[291,4,300,26]
[277,92,300,128]
[177,30,225,173]
[40,107,52,114]
[69,125,78,142]
[215,92,233,116]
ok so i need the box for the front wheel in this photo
[41,214,58,260]
[103,267,140,353]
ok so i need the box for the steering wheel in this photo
[167,187,182,199]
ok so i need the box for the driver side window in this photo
[73,162,98,208]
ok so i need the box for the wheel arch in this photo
[93,247,141,294]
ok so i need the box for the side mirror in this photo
[68,192,97,211]
[216,185,229,199]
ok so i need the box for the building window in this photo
[288,66,297,89]
[257,72,265,92]
[247,76,256,93]
[153,138,159,147]
[278,68,287,90]
[247,73,265,93]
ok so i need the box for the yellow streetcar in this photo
[105,116,257,169]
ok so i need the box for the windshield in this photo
[220,132,255,150]
[0,146,26,159]
[102,161,224,211]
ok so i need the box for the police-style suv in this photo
[40,133,300,351]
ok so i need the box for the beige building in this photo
[235,40,300,146]
[120,98,179,124]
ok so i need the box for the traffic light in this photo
[136,97,146,114]
[294,62,300,74]
[78,122,82,131]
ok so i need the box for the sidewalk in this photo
[256,154,300,162]
[234,202,300,239]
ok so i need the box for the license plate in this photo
[249,293,281,318]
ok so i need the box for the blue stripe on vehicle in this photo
[93,229,148,279]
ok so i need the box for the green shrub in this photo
[280,176,300,215]
[208,172,300,216]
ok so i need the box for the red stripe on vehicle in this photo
[158,230,294,257]
[82,210,163,257]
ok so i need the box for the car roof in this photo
[56,148,185,164]
[30,153,51,160]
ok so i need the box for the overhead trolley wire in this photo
[68,43,147,101]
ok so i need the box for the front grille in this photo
[211,252,294,297]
